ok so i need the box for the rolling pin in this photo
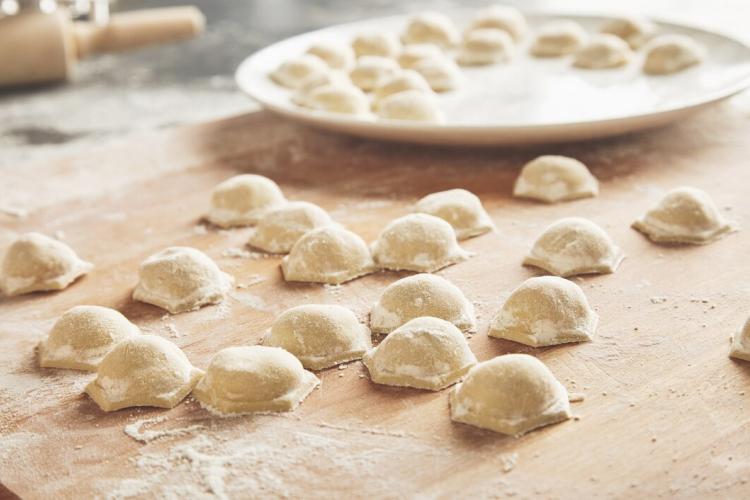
[0,6,205,88]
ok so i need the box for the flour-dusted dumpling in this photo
[414,188,495,240]
[573,34,632,69]
[373,70,433,105]
[376,90,444,123]
[306,40,356,71]
[489,276,597,347]
[306,83,371,116]
[193,346,319,415]
[363,317,477,391]
[524,217,624,277]
[631,187,732,244]
[398,43,443,69]
[730,317,750,362]
[370,273,476,334]
[248,201,333,254]
[402,11,460,48]
[85,335,203,411]
[457,28,514,66]
[600,16,656,49]
[513,155,599,203]
[413,56,463,92]
[643,34,703,75]
[530,20,587,57]
[265,304,371,370]
[351,32,401,58]
[0,232,92,297]
[292,70,351,106]
[450,354,571,436]
[133,247,234,314]
[281,226,375,284]
[206,174,286,228]
[372,213,469,272]
[466,5,527,41]
[270,54,329,89]
[350,56,400,91]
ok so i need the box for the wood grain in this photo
[1,102,750,499]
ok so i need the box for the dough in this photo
[450,354,571,436]
[573,34,632,69]
[363,317,477,391]
[398,43,443,69]
[350,56,400,91]
[643,34,703,75]
[281,226,375,284]
[730,317,750,362]
[306,40,356,71]
[85,335,203,412]
[402,11,460,48]
[265,304,372,370]
[466,5,527,41]
[414,188,495,239]
[38,305,140,371]
[351,32,401,58]
[247,201,333,254]
[412,56,462,92]
[370,273,476,334]
[371,213,469,272]
[373,70,433,106]
[457,28,514,66]
[489,276,597,347]
[600,16,656,49]
[193,346,320,415]
[524,217,624,277]
[133,247,234,314]
[0,232,92,296]
[631,187,732,244]
[376,90,444,123]
[305,83,371,116]
[206,174,286,228]
[270,54,329,89]
[530,20,587,57]
[513,155,599,203]
[292,70,351,107]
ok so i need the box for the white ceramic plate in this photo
[236,11,750,145]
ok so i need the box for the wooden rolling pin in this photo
[0,6,205,88]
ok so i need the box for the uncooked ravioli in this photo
[414,188,494,239]
[465,5,527,41]
[351,32,401,58]
[306,40,356,71]
[643,34,703,75]
[457,28,514,66]
[206,174,286,228]
[398,43,443,69]
[375,90,444,123]
[730,317,750,362]
[600,16,656,49]
[247,201,333,254]
[513,155,598,203]
[402,11,460,48]
[305,83,371,116]
[373,70,433,105]
[412,56,462,92]
[270,54,329,89]
[573,34,632,69]
[350,56,400,91]
[530,20,586,57]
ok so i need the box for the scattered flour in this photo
[123,416,206,444]
[221,248,271,260]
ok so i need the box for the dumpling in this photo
[643,34,703,75]
[489,276,597,347]
[133,247,234,314]
[466,5,527,41]
[450,354,571,436]
[513,155,599,203]
[413,56,463,92]
[292,70,351,107]
[351,32,401,58]
[573,34,632,69]
[398,43,443,69]
[0,232,93,297]
[523,217,624,277]
[363,317,477,391]
[376,90,444,123]
[530,20,587,57]
[265,304,371,370]
[305,83,371,116]
[402,12,460,48]
[192,346,320,415]
[631,187,732,244]
[206,174,286,228]
[306,40,356,71]
[414,188,495,239]
[350,56,400,91]
[371,213,469,272]
[370,273,476,334]
[281,226,375,284]
[247,201,333,254]
[600,16,656,49]
[457,28,514,66]
[85,335,203,411]
[39,305,140,371]
[373,70,433,105]
[270,54,329,89]
[730,317,750,362]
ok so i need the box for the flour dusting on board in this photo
[124,416,206,444]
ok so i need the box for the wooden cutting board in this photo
[2,102,750,499]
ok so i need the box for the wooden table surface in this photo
[1,100,750,499]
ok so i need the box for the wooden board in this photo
[2,103,750,499]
